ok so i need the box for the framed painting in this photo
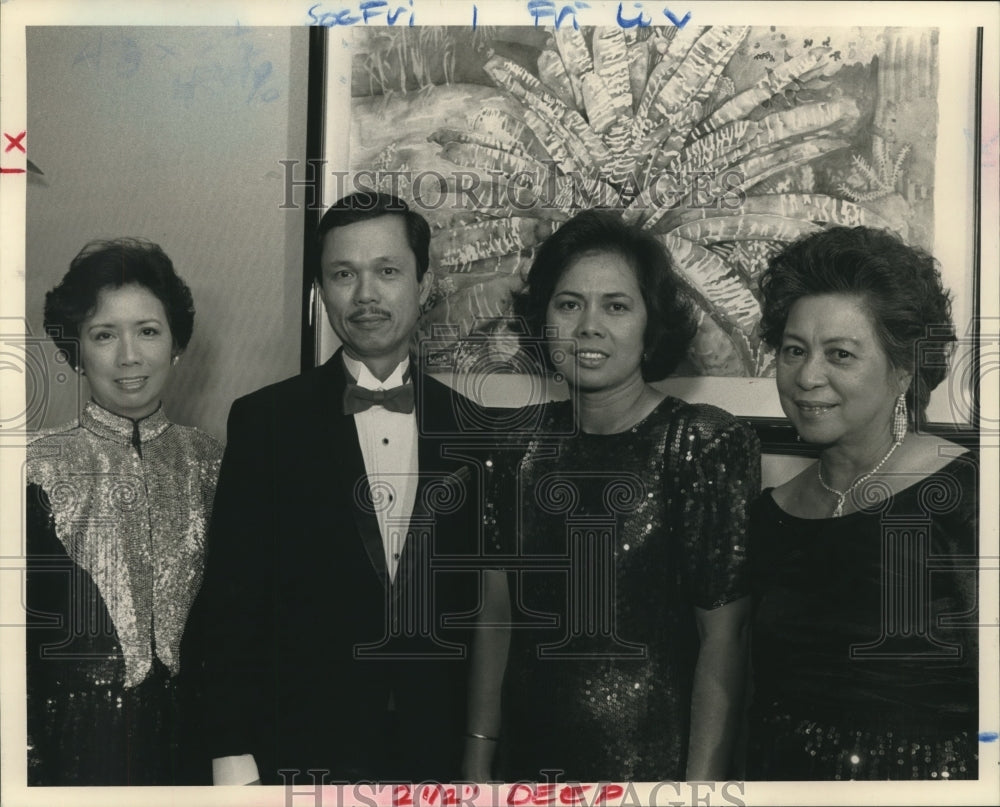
[307,11,985,451]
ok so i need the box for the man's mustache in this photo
[348,307,392,320]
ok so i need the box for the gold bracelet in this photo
[465,732,499,742]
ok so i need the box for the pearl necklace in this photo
[817,438,903,517]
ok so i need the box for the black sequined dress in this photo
[490,397,760,782]
[25,401,222,786]
[747,454,979,780]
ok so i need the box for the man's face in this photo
[318,215,422,379]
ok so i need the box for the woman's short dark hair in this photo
[514,209,698,381]
[316,191,431,282]
[758,225,955,427]
[44,238,195,370]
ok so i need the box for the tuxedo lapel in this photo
[320,352,389,588]
[411,369,457,476]
[393,371,465,595]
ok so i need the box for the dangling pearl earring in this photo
[892,392,908,443]
[171,355,180,366]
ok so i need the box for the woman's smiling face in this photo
[776,293,908,448]
[78,284,175,419]
[546,250,648,393]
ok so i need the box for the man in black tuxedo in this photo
[190,192,490,785]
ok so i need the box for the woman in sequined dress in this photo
[747,226,978,780]
[25,239,222,785]
[464,210,761,783]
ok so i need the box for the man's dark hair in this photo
[316,192,430,282]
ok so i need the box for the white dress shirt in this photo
[343,354,419,582]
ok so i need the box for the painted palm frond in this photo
[431,217,552,267]
[405,25,911,375]
[693,47,837,136]
[592,29,633,119]
[482,55,612,170]
[667,193,898,232]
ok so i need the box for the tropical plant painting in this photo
[347,25,939,377]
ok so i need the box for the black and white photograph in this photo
[0,2,997,806]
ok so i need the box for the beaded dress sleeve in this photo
[668,406,761,609]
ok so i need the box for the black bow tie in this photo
[343,382,415,415]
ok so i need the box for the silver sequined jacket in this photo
[25,400,223,688]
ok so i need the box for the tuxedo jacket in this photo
[186,352,492,784]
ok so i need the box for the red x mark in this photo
[4,132,26,153]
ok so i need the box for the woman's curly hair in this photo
[44,238,195,369]
[758,225,955,427]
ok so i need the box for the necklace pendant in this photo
[817,437,904,519]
